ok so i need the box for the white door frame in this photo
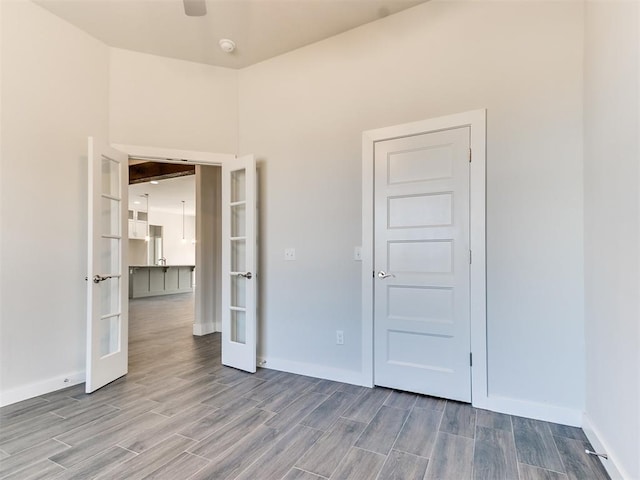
[112,144,234,167]
[361,109,488,407]
[112,143,236,337]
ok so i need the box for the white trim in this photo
[361,109,487,404]
[483,394,582,427]
[112,143,235,165]
[583,413,628,480]
[193,322,216,336]
[261,357,370,387]
[0,371,85,407]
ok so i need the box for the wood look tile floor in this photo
[0,294,610,480]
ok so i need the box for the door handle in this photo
[237,272,253,279]
[92,274,116,284]
[377,271,395,279]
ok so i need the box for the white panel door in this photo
[374,127,471,402]
[221,155,257,372]
[86,137,129,393]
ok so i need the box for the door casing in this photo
[113,143,235,330]
[361,109,488,408]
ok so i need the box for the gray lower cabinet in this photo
[129,265,195,298]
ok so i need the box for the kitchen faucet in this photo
[158,257,167,266]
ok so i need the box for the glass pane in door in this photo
[231,169,246,203]
[231,275,246,308]
[100,277,120,316]
[231,240,246,272]
[102,157,120,197]
[101,238,120,274]
[101,197,120,236]
[229,167,248,345]
[231,310,246,344]
[99,155,122,357]
[231,204,246,237]
[100,315,120,356]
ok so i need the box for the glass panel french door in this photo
[86,137,128,393]
[221,155,257,372]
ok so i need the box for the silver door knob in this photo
[377,271,395,279]
[93,274,115,284]
[237,272,253,279]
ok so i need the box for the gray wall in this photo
[239,1,585,419]
[1,0,110,401]
[583,2,640,478]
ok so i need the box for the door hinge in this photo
[469,148,472,163]
[470,353,473,366]
[469,250,472,264]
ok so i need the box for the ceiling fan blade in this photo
[183,0,207,17]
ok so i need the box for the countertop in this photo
[129,265,195,268]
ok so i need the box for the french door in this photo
[221,155,257,372]
[86,137,129,393]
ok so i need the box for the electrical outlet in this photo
[284,248,296,261]
[336,330,344,345]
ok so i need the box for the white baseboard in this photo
[0,371,85,407]
[583,413,629,480]
[481,394,582,427]
[259,357,370,387]
[193,322,216,336]
[257,360,583,429]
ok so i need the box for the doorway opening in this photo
[112,144,258,376]
[86,141,258,392]
[126,159,222,344]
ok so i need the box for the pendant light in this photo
[144,193,150,242]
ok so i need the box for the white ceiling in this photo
[33,0,427,69]
[129,175,196,216]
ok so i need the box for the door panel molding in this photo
[362,109,487,407]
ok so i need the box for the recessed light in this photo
[133,201,141,205]
[150,181,159,185]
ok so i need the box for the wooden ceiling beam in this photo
[129,162,195,184]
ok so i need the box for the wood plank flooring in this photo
[0,293,610,479]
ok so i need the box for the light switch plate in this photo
[284,248,296,261]
[354,246,362,261]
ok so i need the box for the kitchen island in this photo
[129,265,195,298]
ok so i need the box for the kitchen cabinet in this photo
[129,265,195,298]
[128,209,148,240]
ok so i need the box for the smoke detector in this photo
[219,39,236,53]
